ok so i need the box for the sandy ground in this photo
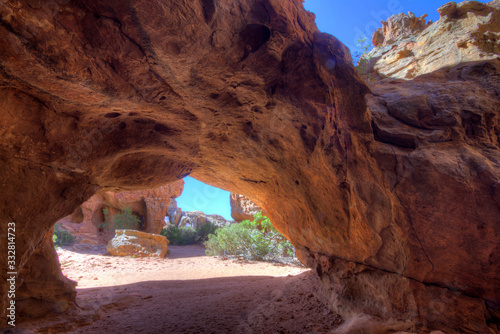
[5,245,342,334]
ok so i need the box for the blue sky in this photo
[176,177,233,220]
[303,0,490,55]
[177,0,490,219]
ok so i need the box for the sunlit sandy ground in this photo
[6,245,342,334]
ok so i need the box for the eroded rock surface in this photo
[106,229,169,257]
[0,0,498,332]
[230,193,265,222]
[364,1,500,79]
[166,198,183,226]
[178,211,231,229]
[57,181,184,244]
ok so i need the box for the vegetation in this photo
[353,37,373,75]
[160,221,219,246]
[99,207,141,231]
[204,212,297,263]
[53,224,76,246]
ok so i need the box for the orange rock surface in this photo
[57,181,184,244]
[0,0,498,332]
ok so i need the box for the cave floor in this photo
[6,245,342,334]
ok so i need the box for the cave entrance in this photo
[44,179,332,333]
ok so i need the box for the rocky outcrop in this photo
[230,194,265,222]
[15,229,77,320]
[166,199,183,226]
[106,230,169,257]
[0,0,498,332]
[178,211,231,229]
[57,181,184,244]
[363,1,500,79]
[371,12,432,48]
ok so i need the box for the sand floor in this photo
[4,245,343,334]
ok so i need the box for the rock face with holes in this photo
[106,229,169,257]
[57,180,184,244]
[0,0,499,332]
[363,1,500,79]
[230,193,265,222]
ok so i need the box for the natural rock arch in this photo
[0,0,498,332]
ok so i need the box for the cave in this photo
[0,0,499,333]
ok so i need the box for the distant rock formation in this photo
[57,180,184,244]
[230,194,264,222]
[166,198,183,226]
[363,1,500,79]
[178,211,231,229]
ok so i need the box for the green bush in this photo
[100,207,141,231]
[161,225,197,245]
[204,212,296,262]
[53,224,76,246]
[161,222,219,246]
[196,221,219,242]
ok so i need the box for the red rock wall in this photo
[0,0,498,332]
[57,180,184,244]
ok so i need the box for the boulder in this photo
[363,1,500,79]
[106,230,169,258]
[230,194,265,222]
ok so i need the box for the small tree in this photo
[52,224,76,247]
[353,37,373,75]
[113,207,141,230]
[100,207,140,231]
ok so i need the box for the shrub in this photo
[204,213,296,262]
[160,222,219,245]
[196,221,219,242]
[100,207,141,231]
[53,224,76,246]
[161,225,197,245]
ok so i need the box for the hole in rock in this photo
[104,112,122,118]
[45,177,338,333]
[239,24,271,52]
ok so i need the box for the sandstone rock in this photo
[178,211,231,229]
[0,0,498,332]
[371,12,431,48]
[57,181,184,244]
[106,230,169,257]
[230,193,265,222]
[363,1,500,79]
[166,198,183,226]
[16,229,77,319]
